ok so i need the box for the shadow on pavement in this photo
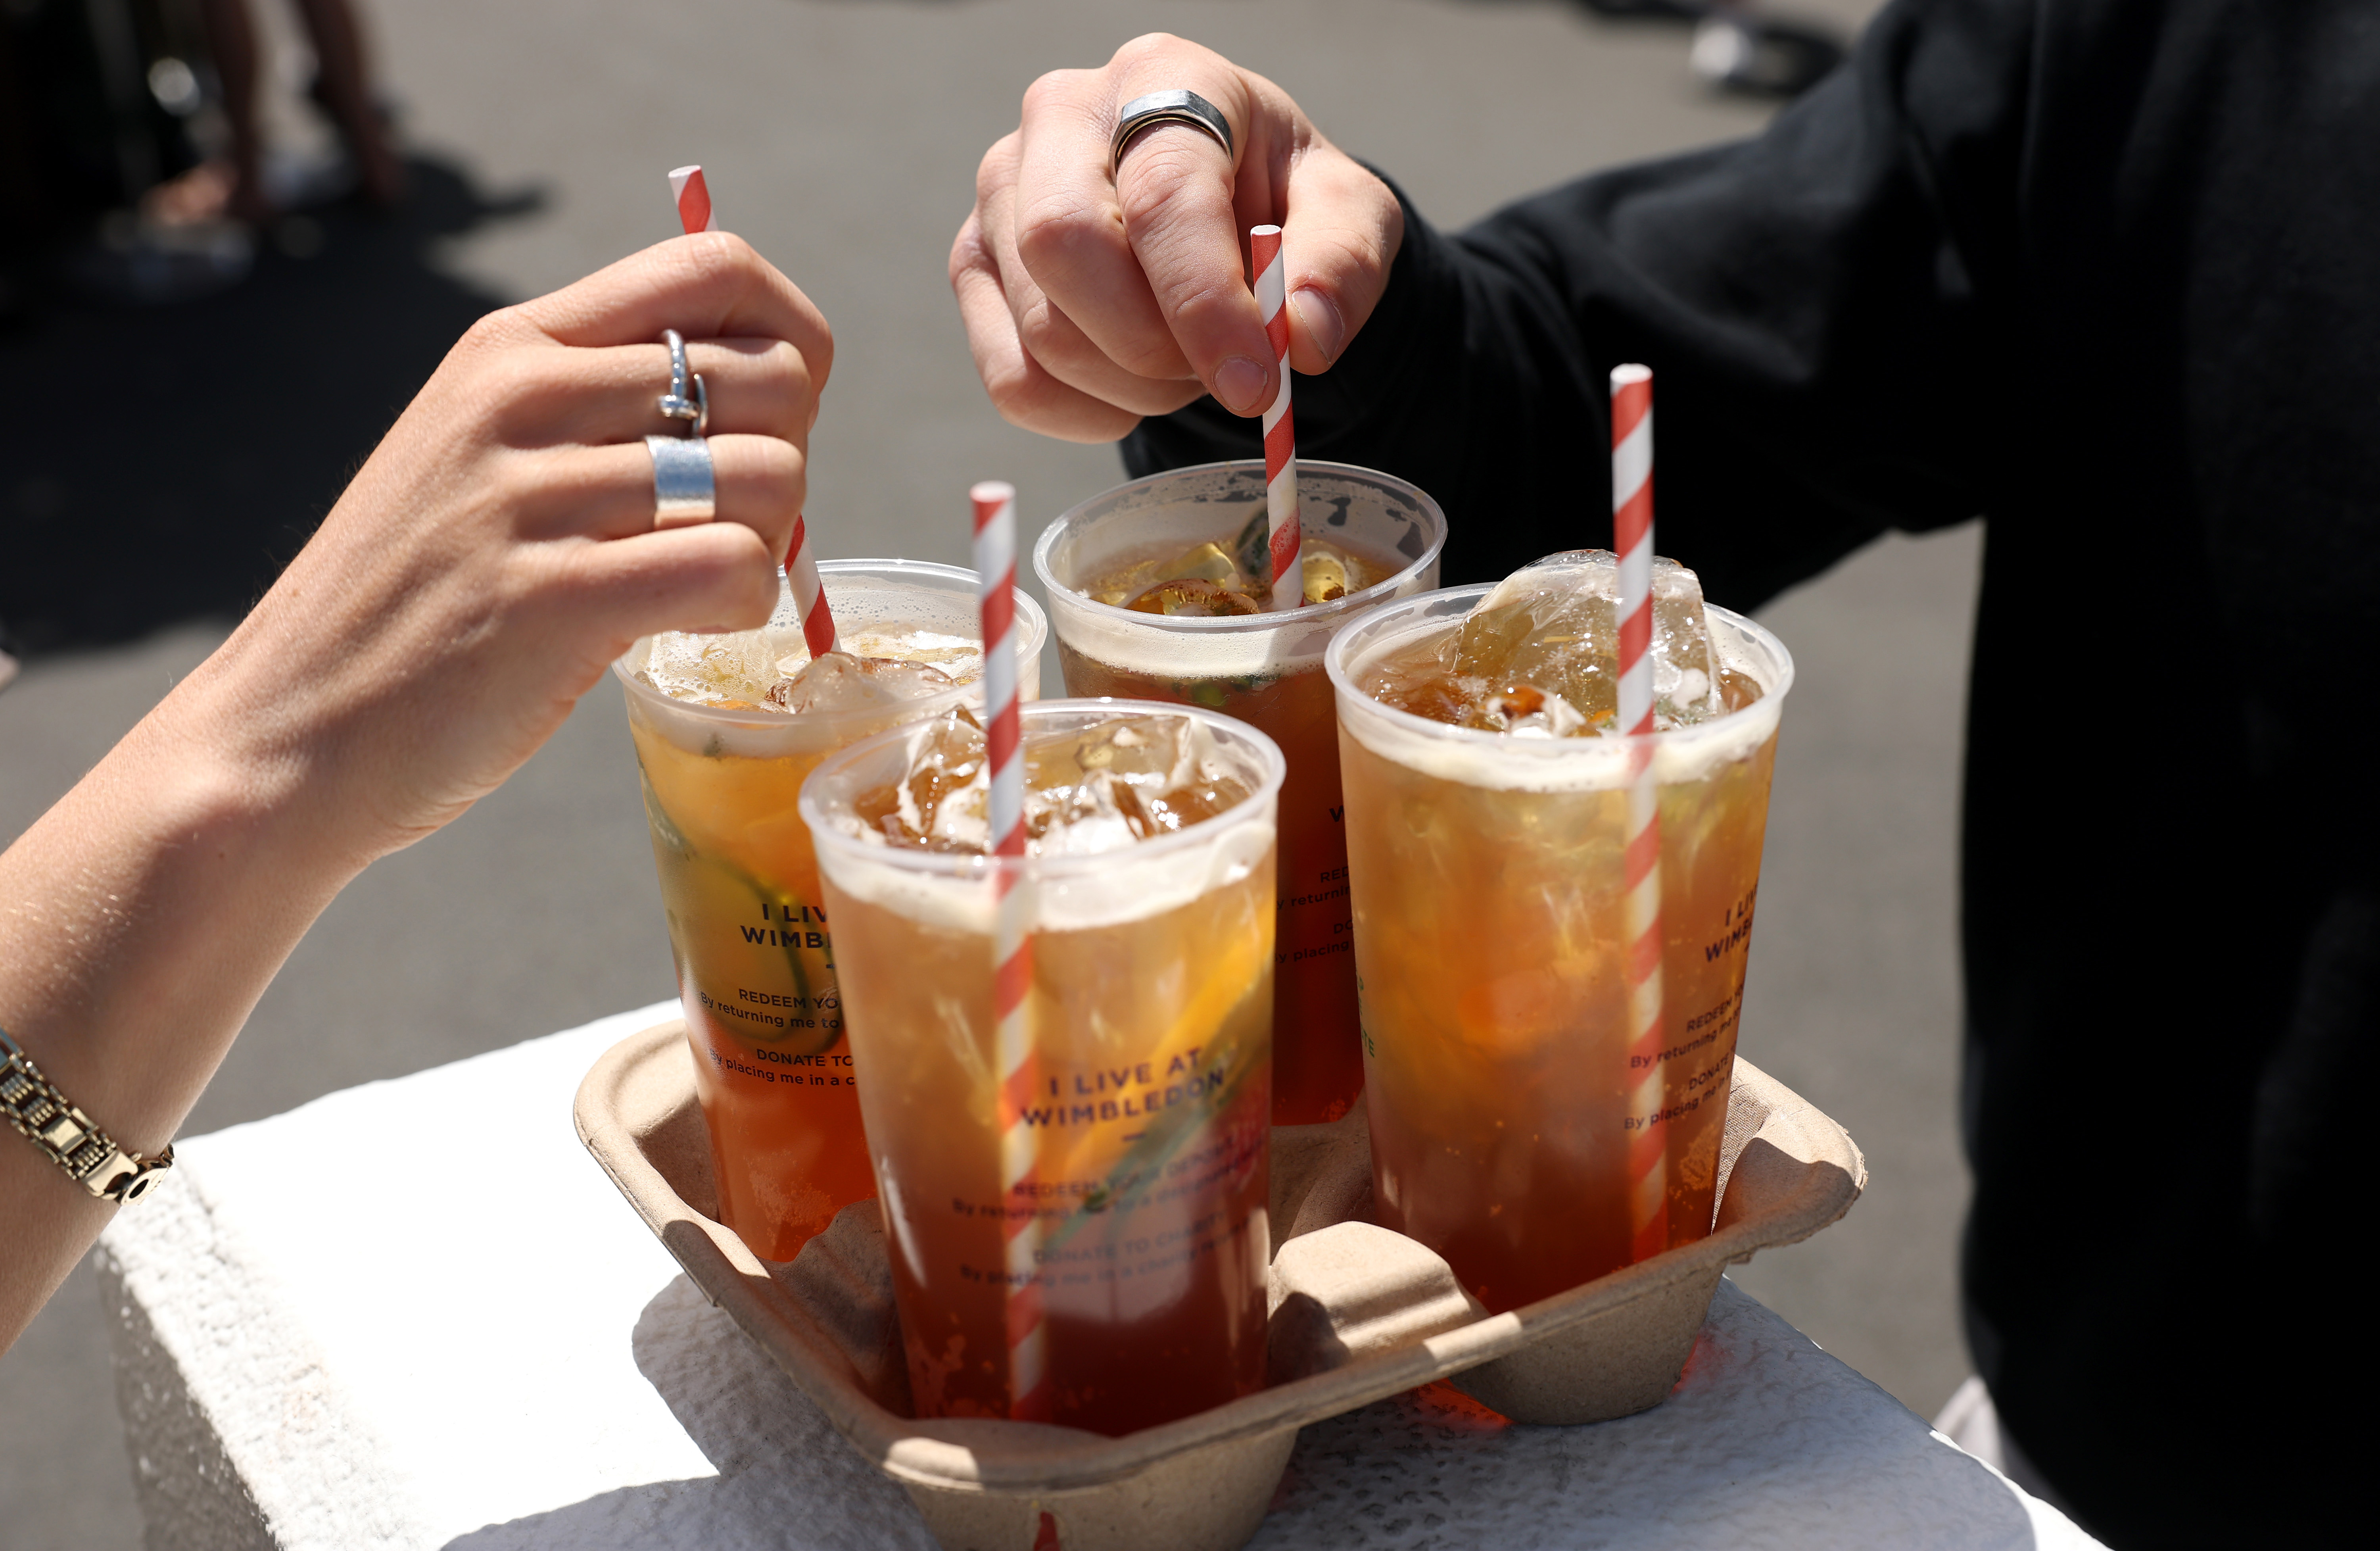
[0,154,541,656]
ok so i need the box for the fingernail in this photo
[1292,290,1346,364]
[1214,355,1271,416]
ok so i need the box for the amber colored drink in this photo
[1326,586,1793,1313]
[1034,460,1445,1125]
[803,703,1285,1434]
[614,560,1046,1261]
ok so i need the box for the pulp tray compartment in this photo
[576,1019,1864,1551]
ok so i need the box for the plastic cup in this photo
[1033,460,1446,1125]
[615,559,1048,1261]
[802,700,1286,1436]
[1326,585,1794,1313]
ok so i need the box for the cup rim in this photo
[1031,457,1449,636]
[800,697,1288,882]
[610,557,1050,732]
[1323,581,1797,754]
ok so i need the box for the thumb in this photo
[1279,148,1405,375]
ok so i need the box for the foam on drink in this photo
[806,703,1282,1434]
[635,625,983,714]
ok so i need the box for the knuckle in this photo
[982,358,1054,429]
[1021,69,1092,119]
[753,337,814,404]
[950,216,987,287]
[483,451,539,516]
[653,231,770,310]
[457,306,522,357]
[1113,336,1194,382]
[1014,190,1119,276]
[1115,145,1224,225]
[476,353,568,441]
[806,313,835,382]
[1013,297,1071,360]
[975,134,1019,202]
[681,229,762,277]
[752,436,805,488]
[1111,32,1189,71]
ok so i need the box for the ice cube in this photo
[852,711,1258,856]
[764,652,955,713]
[1025,716,1190,853]
[1124,579,1260,617]
[1455,550,1720,730]
[1155,541,1244,585]
[852,708,988,851]
[837,628,985,686]
[1027,714,1254,851]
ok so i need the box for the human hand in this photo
[952,33,1404,442]
[0,235,828,1343]
[184,233,831,865]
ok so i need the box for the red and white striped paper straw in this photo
[970,479,1047,1422]
[781,514,841,661]
[665,164,840,659]
[1249,225,1302,612]
[668,164,715,233]
[1610,363,1669,1265]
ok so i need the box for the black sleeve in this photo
[1123,0,2035,611]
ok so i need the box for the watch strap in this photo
[0,1025,175,1203]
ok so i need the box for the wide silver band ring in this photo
[1111,90,1234,170]
[647,434,715,527]
[657,328,709,435]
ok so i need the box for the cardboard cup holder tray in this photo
[576,1019,1866,1551]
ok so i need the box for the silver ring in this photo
[656,328,709,436]
[1111,90,1234,171]
[647,434,715,527]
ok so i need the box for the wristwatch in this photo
[1,1025,175,1203]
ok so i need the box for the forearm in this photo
[0,235,829,1351]
[0,668,359,1349]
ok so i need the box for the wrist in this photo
[128,673,370,893]
[0,696,353,1157]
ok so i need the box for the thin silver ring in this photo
[656,328,709,436]
[1111,90,1234,171]
[647,434,715,527]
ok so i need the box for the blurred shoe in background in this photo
[1574,0,1848,99]
[1689,7,1846,97]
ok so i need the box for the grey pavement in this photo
[0,2,1960,1546]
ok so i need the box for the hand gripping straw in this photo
[971,480,1048,1422]
[1249,225,1303,612]
[1611,363,1669,1265]
[664,164,841,660]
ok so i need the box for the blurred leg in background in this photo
[171,0,403,222]
[184,0,265,221]
[287,0,401,204]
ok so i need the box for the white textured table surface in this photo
[96,1007,2098,1550]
